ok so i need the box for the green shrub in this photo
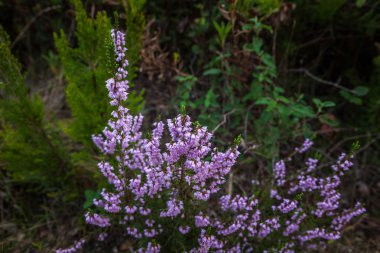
[174,6,332,160]
[0,26,70,187]
[54,0,144,148]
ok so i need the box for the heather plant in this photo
[54,0,144,148]
[57,29,365,253]
[0,25,70,187]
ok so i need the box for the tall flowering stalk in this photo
[57,29,239,252]
[57,30,364,253]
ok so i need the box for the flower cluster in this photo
[186,141,365,252]
[56,30,365,253]
[56,240,86,253]
[56,29,239,252]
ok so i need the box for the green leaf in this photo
[252,83,263,100]
[273,86,284,96]
[339,90,362,105]
[356,0,366,7]
[242,23,254,31]
[252,37,263,53]
[213,21,232,48]
[203,68,222,76]
[245,37,263,54]
[83,189,100,209]
[290,104,315,118]
[352,86,369,96]
[266,100,278,111]
[277,104,291,118]
[351,140,361,153]
[319,114,339,127]
[322,101,335,107]
[277,96,291,104]
[204,89,216,108]
[312,98,322,107]
[255,97,272,105]
[257,110,272,124]
[243,82,263,101]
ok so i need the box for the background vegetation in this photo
[0,0,379,252]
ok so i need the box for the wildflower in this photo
[56,29,365,252]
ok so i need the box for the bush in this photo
[172,3,334,160]
[57,29,365,253]
[0,25,70,188]
[54,0,144,148]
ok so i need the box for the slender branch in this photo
[328,134,378,155]
[11,5,61,48]
[212,109,236,134]
[287,68,356,94]
[244,104,254,141]
[355,135,380,155]
[227,172,234,195]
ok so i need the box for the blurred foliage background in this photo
[0,0,379,252]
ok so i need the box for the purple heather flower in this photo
[144,228,158,238]
[85,213,111,228]
[98,233,107,241]
[160,198,184,218]
[331,202,366,230]
[298,227,340,242]
[305,158,318,172]
[195,212,211,228]
[297,175,318,192]
[193,229,224,252]
[137,242,161,253]
[277,199,298,213]
[139,207,152,216]
[274,160,286,186]
[126,226,142,238]
[295,139,313,153]
[179,225,191,234]
[125,205,137,214]
[56,240,86,253]
[220,195,257,212]
[83,28,239,251]
[278,242,295,253]
[258,217,280,238]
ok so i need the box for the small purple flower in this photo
[85,213,111,228]
[179,225,191,234]
[195,212,211,228]
[295,139,313,153]
[274,160,286,186]
[160,198,184,218]
[56,239,86,253]
[98,233,107,241]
